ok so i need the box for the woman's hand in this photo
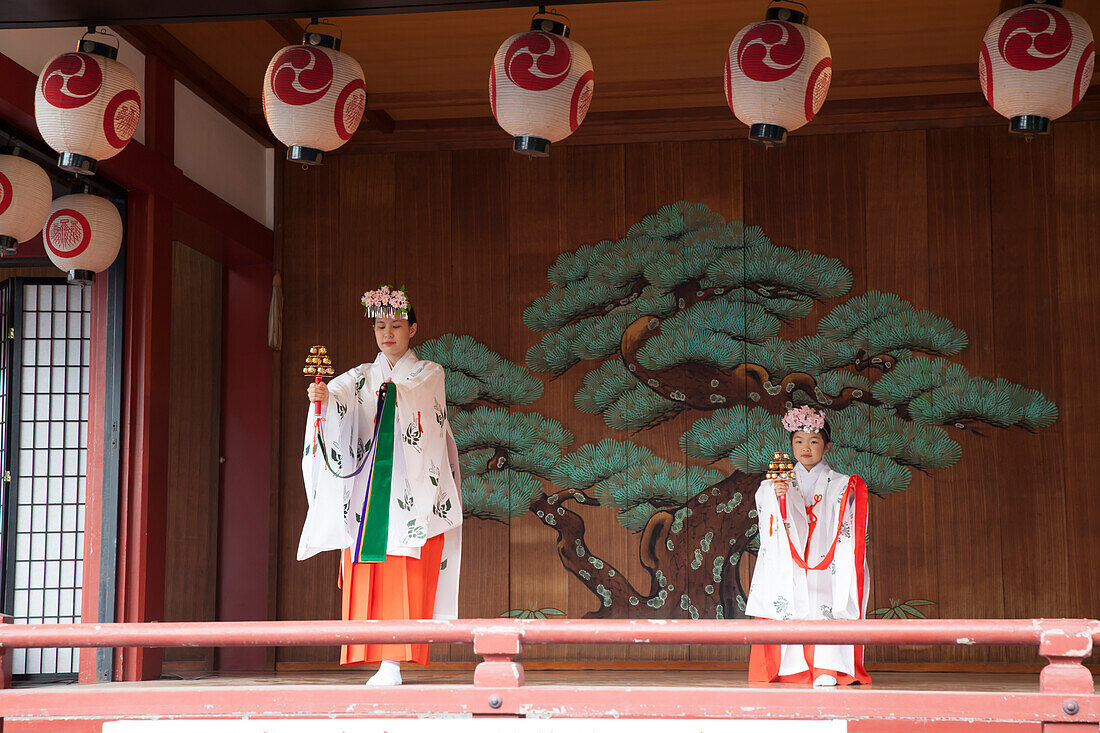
[773,479,789,499]
[307,381,328,406]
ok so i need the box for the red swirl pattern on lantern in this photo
[40,53,102,110]
[998,6,1072,71]
[725,20,831,138]
[804,57,831,121]
[505,32,572,91]
[0,173,12,217]
[980,5,1094,126]
[1073,42,1095,107]
[35,50,142,169]
[45,208,92,258]
[737,21,805,82]
[334,78,366,141]
[570,70,594,131]
[103,88,142,148]
[263,43,366,157]
[271,47,334,105]
[490,29,594,147]
[0,155,51,246]
[979,44,994,105]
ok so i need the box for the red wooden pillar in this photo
[114,55,175,681]
[115,191,173,681]
[216,262,274,671]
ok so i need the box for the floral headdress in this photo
[361,285,410,319]
[782,405,826,434]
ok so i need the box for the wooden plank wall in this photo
[272,122,1100,668]
[162,241,223,668]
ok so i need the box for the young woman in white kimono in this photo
[746,406,870,686]
[298,286,463,687]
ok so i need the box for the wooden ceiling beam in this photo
[114,24,277,147]
[267,18,304,46]
[339,85,1100,154]
[367,63,981,112]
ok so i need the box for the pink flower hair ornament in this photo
[782,405,826,434]
[361,285,411,319]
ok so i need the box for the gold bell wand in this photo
[303,345,335,420]
[766,451,795,520]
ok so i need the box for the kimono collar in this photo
[376,348,419,381]
[795,460,830,497]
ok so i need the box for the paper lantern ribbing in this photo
[35,38,142,175]
[43,193,122,285]
[979,1,1094,137]
[490,14,595,157]
[0,151,52,256]
[263,27,366,165]
[724,6,832,147]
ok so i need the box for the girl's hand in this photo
[773,479,789,499]
[307,381,328,406]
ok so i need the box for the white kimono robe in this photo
[745,462,869,678]
[298,349,463,619]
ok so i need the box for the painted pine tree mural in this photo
[425,201,1058,620]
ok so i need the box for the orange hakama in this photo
[340,533,445,666]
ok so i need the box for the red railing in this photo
[0,615,1096,727]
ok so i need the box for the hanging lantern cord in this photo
[533,5,569,22]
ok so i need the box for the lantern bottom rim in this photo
[749,124,788,148]
[58,152,97,175]
[0,236,18,257]
[67,269,95,286]
[288,146,324,165]
[1010,115,1051,136]
[513,136,551,157]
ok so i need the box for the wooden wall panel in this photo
[163,241,223,668]
[925,128,1005,664]
[276,161,343,664]
[1053,121,1100,623]
[272,122,1100,669]
[987,130,1069,652]
[860,131,939,665]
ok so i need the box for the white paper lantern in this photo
[724,6,832,147]
[490,14,595,156]
[263,27,366,165]
[35,38,142,175]
[979,1,1094,136]
[43,193,122,284]
[0,151,52,256]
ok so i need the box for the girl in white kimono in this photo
[746,406,870,686]
[298,286,463,686]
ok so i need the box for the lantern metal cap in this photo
[513,135,551,157]
[303,19,342,50]
[749,123,788,147]
[302,31,340,51]
[765,5,808,25]
[1021,0,1064,7]
[78,38,119,60]
[67,269,95,286]
[530,17,570,37]
[58,151,98,175]
[1010,115,1051,137]
[0,235,18,257]
[288,145,324,165]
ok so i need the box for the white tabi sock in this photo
[366,660,402,686]
[813,674,837,687]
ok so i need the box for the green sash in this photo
[354,384,396,563]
